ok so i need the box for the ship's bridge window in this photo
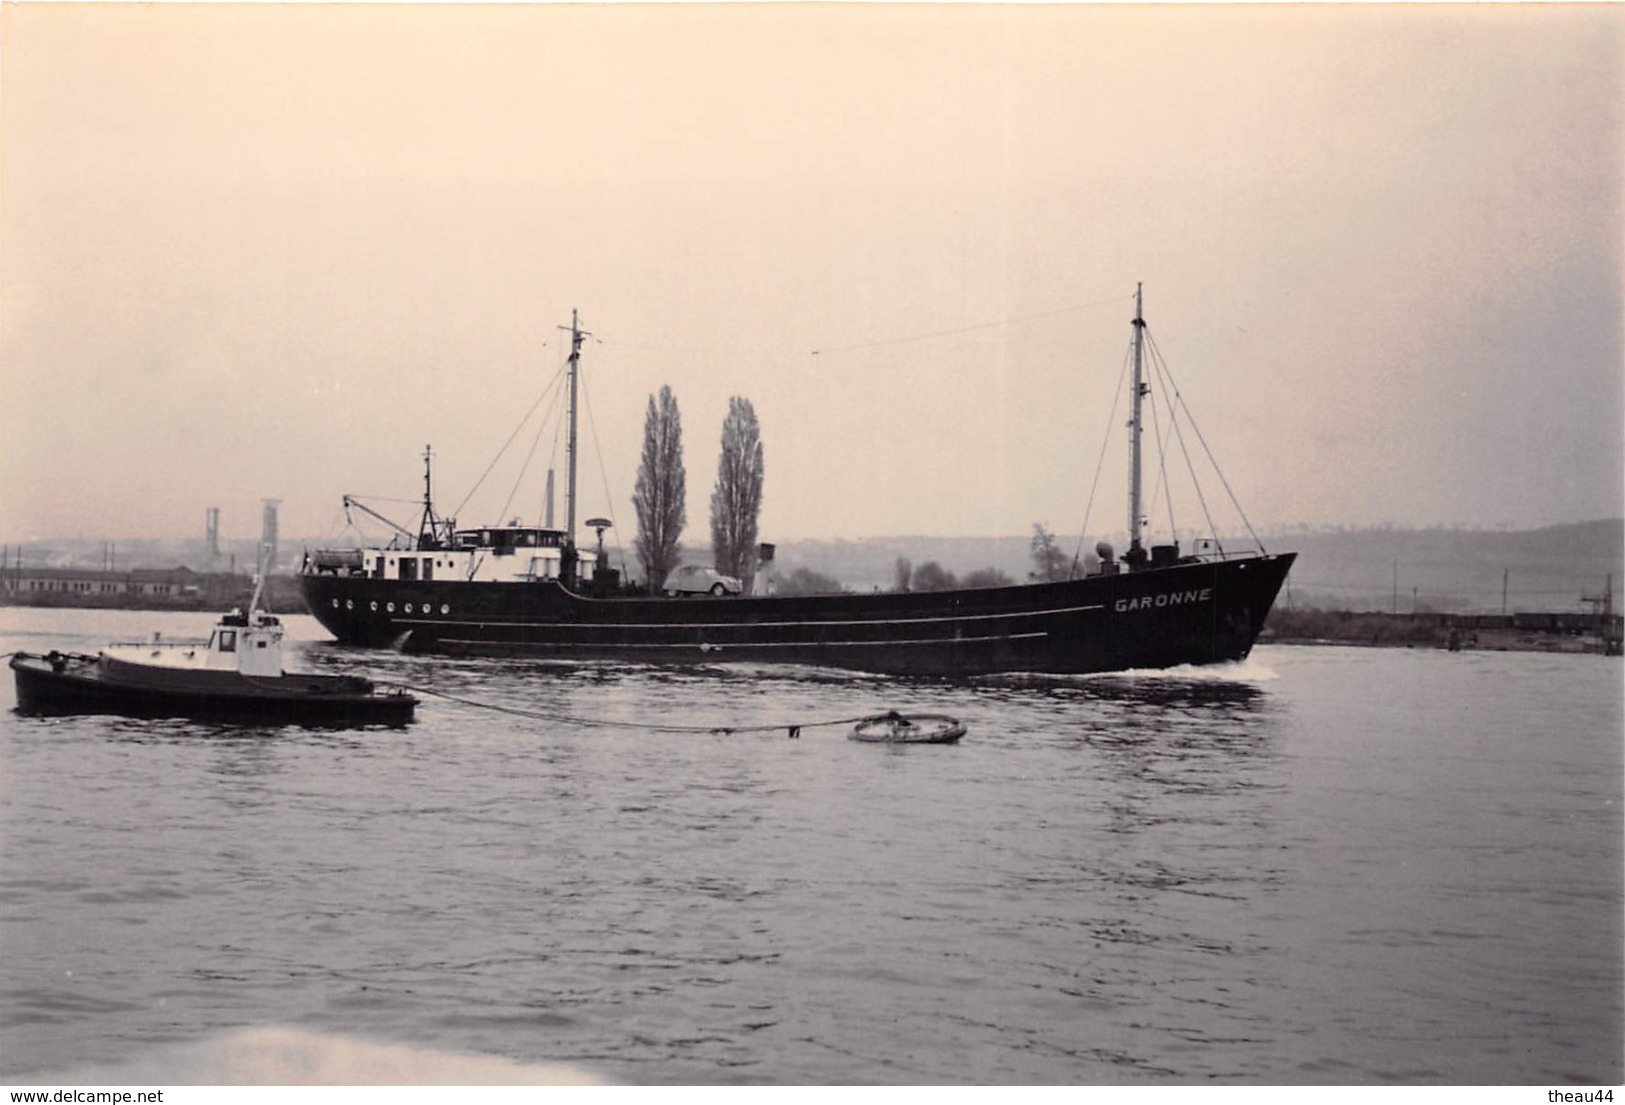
[219,630,237,652]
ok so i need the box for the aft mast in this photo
[1127,283,1147,566]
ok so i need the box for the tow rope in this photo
[379,680,960,741]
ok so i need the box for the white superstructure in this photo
[355,526,599,585]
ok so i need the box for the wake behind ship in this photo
[301,290,1295,677]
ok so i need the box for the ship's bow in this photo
[1213,552,1296,661]
[299,572,385,646]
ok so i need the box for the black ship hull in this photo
[10,652,417,727]
[300,553,1295,677]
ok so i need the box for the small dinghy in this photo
[10,585,415,728]
[850,711,965,745]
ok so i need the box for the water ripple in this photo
[1,613,1620,1084]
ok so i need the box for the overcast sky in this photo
[2,4,1620,548]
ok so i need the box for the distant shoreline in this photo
[4,589,1617,658]
[1269,636,1618,656]
[1265,607,1621,656]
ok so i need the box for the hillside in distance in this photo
[770,520,1623,614]
[7,521,1621,616]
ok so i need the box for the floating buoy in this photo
[850,710,966,745]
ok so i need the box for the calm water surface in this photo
[1,607,1619,1085]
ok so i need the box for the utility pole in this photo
[1582,575,1614,623]
[1501,569,1509,616]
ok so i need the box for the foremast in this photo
[560,309,591,585]
[416,445,447,550]
[1127,282,1148,566]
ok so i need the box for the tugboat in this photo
[10,578,416,727]
[301,289,1296,677]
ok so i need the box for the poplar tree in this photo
[1029,523,1070,582]
[709,397,765,585]
[893,557,913,593]
[633,386,686,591]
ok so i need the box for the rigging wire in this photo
[810,293,1135,357]
[345,495,425,507]
[336,506,394,543]
[1075,314,1263,561]
[450,367,569,522]
[1142,367,1178,543]
[499,343,571,528]
[1143,329,1266,553]
[579,364,632,578]
[497,389,559,526]
[1074,337,1133,569]
[599,293,1135,358]
[534,416,564,530]
[320,505,352,544]
[377,679,935,739]
[1146,334,1223,552]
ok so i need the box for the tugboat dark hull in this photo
[301,552,1295,677]
[10,653,417,727]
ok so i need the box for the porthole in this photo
[331,598,339,609]
[440,604,450,614]
[370,601,378,611]
[345,599,354,610]
[404,603,413,614]
[386,602,395,613]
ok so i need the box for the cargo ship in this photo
[301,290,1295,676]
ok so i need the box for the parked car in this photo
[664,565,743,597]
